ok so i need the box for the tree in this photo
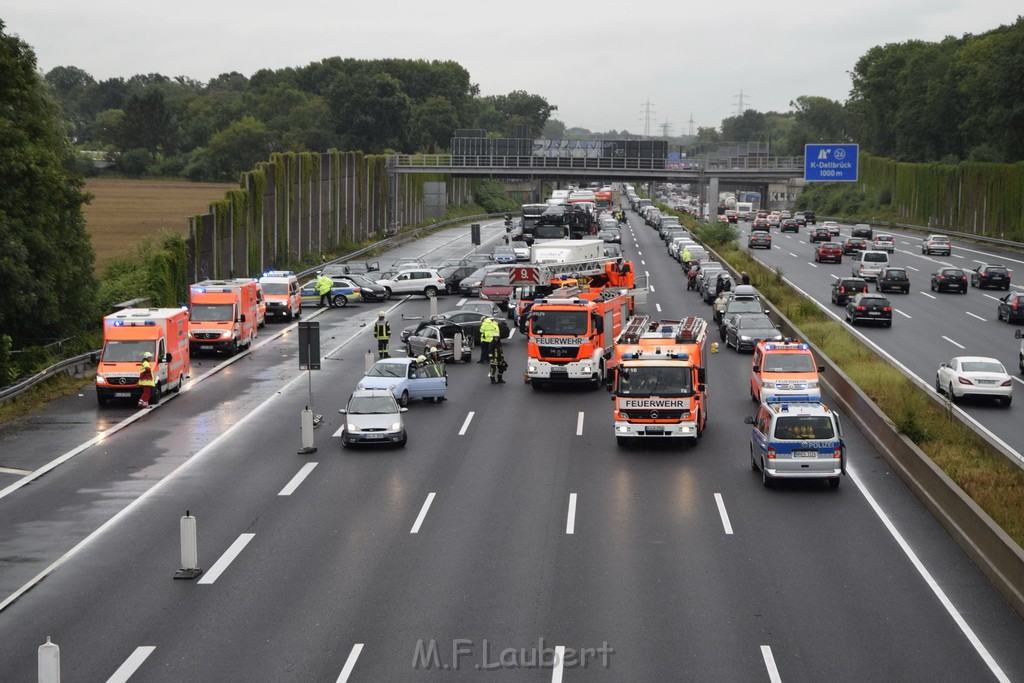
[0,20,97,348]
[474,90,556,136]
[327,72,411,151]
[720,110,766,141]
[205,116,274,180]
[410,96,459,152]
[543,119,566,139]
[117,89,172,153]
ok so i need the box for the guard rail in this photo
[820,216,1024,251]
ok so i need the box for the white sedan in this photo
[936,356,1013,406]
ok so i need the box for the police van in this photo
[750,340,824,403]
[745,397,846,489]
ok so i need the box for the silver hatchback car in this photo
[337,389,408,448]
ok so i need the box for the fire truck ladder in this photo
[617,317,707,345]
[509,257,625,285]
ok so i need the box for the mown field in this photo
[83,178,234,271]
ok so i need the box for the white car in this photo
[822,221,840,237]
[936,356,1013,406]
[374,268,447,297]
[872,234,896,253]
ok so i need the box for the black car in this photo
[780,218,801,233]
[802,210,817,225]
[846,293,892,327]
[876,267,910,294]
[792,214,807,227]
[841,236,868,255]
[809,227,831,243]
[336,274,390,301]
[831,277,869,305]
[400,312,510,345]
[748,231,772,249]
[722,313,783,352]
[997,293,1024,324]
[971,264,1011,290]
[437,265,478,295]
[851,224,874,239]
[930,268,968,293]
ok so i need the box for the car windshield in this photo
[932,237,950,243]
[348,396,398,414]
[261,283,290,295]
[763,354,816,373]
[941,269,964,277]
[189,304,233,322]
[101,340,156,363]
[494,247,514,255]
[535,225,568,239]
[616,366,693,397]
[482,273,510,286]
[530,310,588,335]
[727,300,763,314]
[367,362,407,378]
[739,316,775,330]
[773,416,835,440]
[961,361,1005,374]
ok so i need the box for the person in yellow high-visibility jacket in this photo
[138,352,156,408]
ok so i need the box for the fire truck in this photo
[610,316,708,446]
[96,308,191,406]
[514,256,646,389]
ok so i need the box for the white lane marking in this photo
[457,298,467,306]
[198,533,255,585]
[773,245,782,250]
[952,254,965,259]
[829,273,839,280]
[650,285,656,293]
[905,265,919,271]
[942,336,966,349]
[107,646,156,683]
[982,293,1001,301]
[848,469,1011,682]
[789,252,798,258]
[551,645,567,683]
[508,329,516,340]
[410,492,436,534]
[566,493,577,534]
[895,309,912,319]
[645,270,650,277]
[920,291,937,300]
[713,493,733,535]
[760,646,782,683]
[0,466,31,475]
[966,312,986,322]
[807,262,818,268]
[576,412,585,436]
[458,412,475,436]
[655,303,662,312]
[637,250,642,255]
[336,643,364,683]
[279,462,318,496]
[973,259,986,264]
[641,260,646,265]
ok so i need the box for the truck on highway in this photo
[96,307,191,406]
[610,316,708,445]
[188,279,260,355]
[531,239,604,264]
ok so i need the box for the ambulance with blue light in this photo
[188,279,259,355]
[258,270,302,321]
[96,308,190,406]
[746,397,846,489]
[750,340,825,404]
[610,316,708,445]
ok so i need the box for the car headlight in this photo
[580,363,592,373]
[390,422,401,431]
[95,375,104,384]
[528,364,537,372]
[740,335,751,341]
[808,381,819,388]
[356,382,365,390]
[347,423,359,431]
[220,331,233,339]
[762,380,774,388]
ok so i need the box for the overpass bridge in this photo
[387,153,805,184]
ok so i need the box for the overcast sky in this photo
[5,1,1021,135]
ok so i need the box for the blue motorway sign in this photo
[804,144,859,182]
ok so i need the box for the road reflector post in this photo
[174,511,202,580]
[429,294,438,317]
[471,223,481,245]
[454,332,463,362]
[38,636,59,683]
[299,407,317,454]
[365,350,375,372]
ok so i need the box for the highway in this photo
[1,215,1023,681]
[732,218,1024,461]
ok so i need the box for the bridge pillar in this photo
[708,177,719,219]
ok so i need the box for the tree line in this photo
[45,58,557,181]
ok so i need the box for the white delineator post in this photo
[174,511,202,580]
[38,636,59,683]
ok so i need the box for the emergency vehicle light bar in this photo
[764,395,819,404]
[108,319,157,327]
[763,342,809,351]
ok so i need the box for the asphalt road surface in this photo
[0,215,1022,681]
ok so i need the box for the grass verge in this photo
[0,374,95,427]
